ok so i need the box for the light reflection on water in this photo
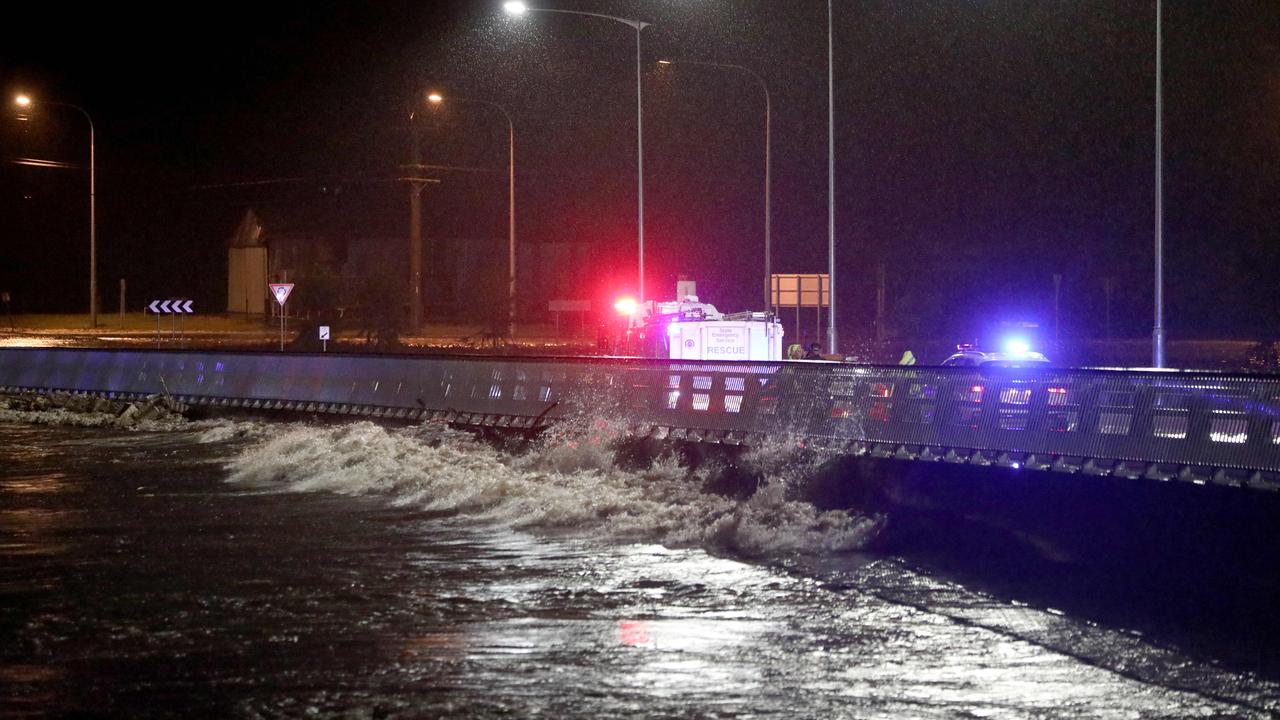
[0,421,1276,718]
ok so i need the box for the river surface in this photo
[2,416,1278,718]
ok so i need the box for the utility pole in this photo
[402,124,439,333]
[408,129,424,333]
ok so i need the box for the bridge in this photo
[1,347,1277,492]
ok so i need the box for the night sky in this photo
[2,1,1277,341]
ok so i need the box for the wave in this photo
[224,418,882,558]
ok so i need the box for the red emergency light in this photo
[614,297,639,316]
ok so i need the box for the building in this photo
[225,203,594,326]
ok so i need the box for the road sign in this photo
[269,283,295,352]
[318,325,330,341]
[770,274,829,308]
[269,283,294,306]
[147,299,194,314]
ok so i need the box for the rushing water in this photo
[2,415,1278,718]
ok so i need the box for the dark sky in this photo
[1,1,1278,340]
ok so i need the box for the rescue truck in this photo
[618,281,784,361]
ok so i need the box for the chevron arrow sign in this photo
[147,299,195,314]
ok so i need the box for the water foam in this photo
[224,419,881,559]
[0,406,190,432]
[0,403,278,440]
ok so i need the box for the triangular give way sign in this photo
[269,283,294,306]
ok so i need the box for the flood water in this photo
[2,416,1278,718]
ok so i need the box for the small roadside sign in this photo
[269,283,295,352]
[269,283,294,306]
[146,298,195,347]
[147,299,194,314]
[319,325,330,353]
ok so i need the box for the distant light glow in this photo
[503,1,528,15]
[657,59,672,65]
[614,297,638,316]
[1003,337,1031,356]
[617,620,652,647]
[14,94,31,107]
[427,92,443,104]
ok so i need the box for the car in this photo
[940,343,1050,368]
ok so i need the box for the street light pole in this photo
[826,0,837,355]
[1153,0,1166,368]
[659,59,771,313]
[503,1,651,302]
[408,118,425,333]
[635,22,645,304]
[87,113,96,329]
[429,93,518,340]
[14,95,96,328]
[506,107,516,340]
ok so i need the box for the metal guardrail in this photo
[1,348,1277,490]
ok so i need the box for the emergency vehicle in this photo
[619,282,784,361]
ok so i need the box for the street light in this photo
[1153,0,1166,368]
[428,91,518,340]
[503,2,651,302]
[826,0,837,355]
[658,59,772,313]
[13,93,97,328]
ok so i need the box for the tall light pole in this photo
[14,94,97,328]
[1153,0,1166,368]
[428,92,518,340]
[503,0,651,302]
[406,108,427,333]
[826,0,838,355]
[658,59,772,312]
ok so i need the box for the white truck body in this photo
[666,319,784,362]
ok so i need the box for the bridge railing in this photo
[1,349,1277,485]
